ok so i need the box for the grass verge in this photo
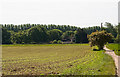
[106,43,120,56]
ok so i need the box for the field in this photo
[106,43,120,56]
[2,44,115,75]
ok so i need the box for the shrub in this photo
[88,30,113,50]
[52,40,57,44]
[57,40,62,44]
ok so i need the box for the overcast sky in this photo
[0,0,119,28]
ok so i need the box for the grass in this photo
[106,43,120,56]
[2,44,115,75]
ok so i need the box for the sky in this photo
[0,0,119,28]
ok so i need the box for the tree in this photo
[82,26,101,35]
[115,23,120,43]
[2,28,11,44]
[10,31,30,44]
[75,28,88,43]
[115,34,120,43]
[27,25,48,43]
[105,22,117,38]
[88,30,113,50]
[1,23,117,44]
[62,31,75,42]
[48,29,62,41]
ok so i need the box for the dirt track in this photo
[104,46,120,77]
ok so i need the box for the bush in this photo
[57,40,62,44]
[88,30,113,50]
[49,41,53,44]
[31,42,37,44]
[22,42,25,44]
[52,40,57,44]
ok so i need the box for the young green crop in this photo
[2,44,115,75]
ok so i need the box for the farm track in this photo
[104,46,120,77]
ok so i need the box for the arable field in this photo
[106,43,120,56]
[2,44,115,75]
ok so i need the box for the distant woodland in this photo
[1,22,119,44]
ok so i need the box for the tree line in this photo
[1,22,119,44]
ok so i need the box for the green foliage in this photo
[75,28,88,43]
[105,22,117,38]
[52,40,57,44]
[2,28,11,44]
[1,24,78,32]
[27,25,48,43]
[1,22,118,44]
[48,29,62,41]
[10,31,29,44]
[114,23,120,43]
[88,30,113,50]
[50,40,62,44]
[82,26,101,34]
[62,31,75,42]
[114,34,120,43]
[57,40,63,44]
[106,44,120,56]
